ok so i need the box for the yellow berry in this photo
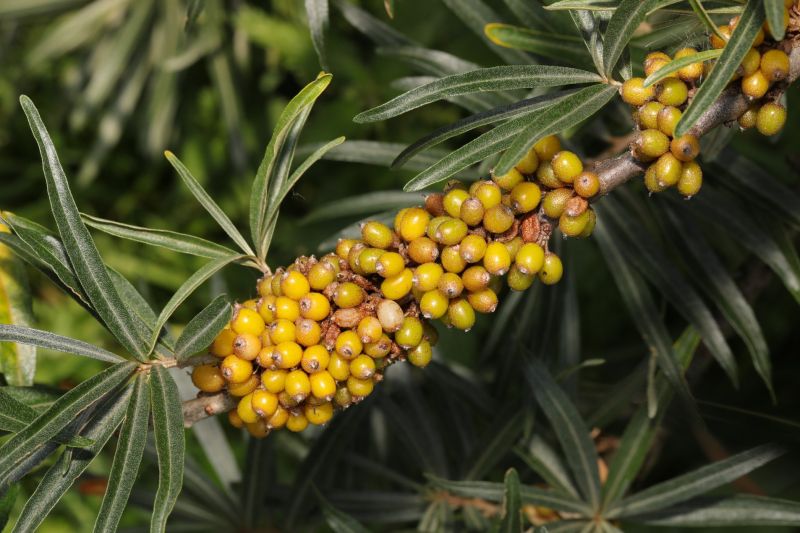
[299,292,331,321]
[420,290,449,319]
[447,298,476,330]
[301,344,330,373]
[227,374,259,397]
[493,166,525,190]
[482,204,515,234]
[542,188,574,219]
[459,234,487,263]
[231,308,265,336]
[539,253,563,285]
[738,104,760,129]
[637,101,664,130]
[364,334,392,358]
[514,147,540,175]
[670,134,700,162]
[274,296,300,321]
[273,341,303,369]
[551,151,583,184]
[756,102,787,136]
[305,402,334,425]
[228,410,244,428]
[533,135,561,162]
[221,355,253,383]
[462,265,491,292]
[285,369,311,402]
[307,261,336,291]
[656,78,688,106]
[635,129,670,160]
[738,48,761,78]
[395,317,424,348]
[657,106,682,137]
[507,264,535,291]
[473,181,503,209]
[233,333,261,361]
[535,161,562,189]
[760,49,789,82]
[257,296,276,323]
[437,272,464,299]
[443,188,471,218]
[621,77,655,106]
[654,152,683,187]
[414,262,444,292]
[335,330,363,359]
[328,352,351,381]
[269,318,296,344]
[515,243,545,274]
[440,245,467,273]
[261,369,287,394]
[237,393,259,424]
[280,271,310,301]
[310,371,336,400]
[286,412,309,432]
[459,197,485,226]
[210,328,236,357]
[334,282,365,308]
[573,172,600,199]
[643,51,672,78]
[407,237,439,264]
[503,236,523,261]
[191,364,225,393]
[251,389,279,418]
[336,238,358,260]
[435,218,469,245]
[407,340,433,367]
[246,419,270,438]
[674,48,704,81]
[357,316,384,344]
[357,248,384,275]
[677,161,703,197]
[267,405,290,429]
[361,221,394,249]
[375,251,404,278]
[467,288,498,313]
[709,25,731,49]
[350,354,376,379]
[347,376,374,397]
[381,268,413,300]
[559,211,591,237]
[396,207,430,242]
[644,163,667,193]
[256,275,273,297]
[483,241,511,275]
[741,70,769,99]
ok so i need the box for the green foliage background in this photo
[1,0,799,531]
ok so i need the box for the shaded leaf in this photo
[0,388,92,447]
[150,365,185,533]
[174,295,232,361]
[632,495,800,526]
[499,469,522,533]
[687,0,729,41]
[305,0,329,69]
[764,0,786,40]
[316,488,371,533]
[440,0,532,64]
[0,324,124,363]
[0,484,18,531]
[518,435,580,498]
[603,0,660,77]
[484,24,588,66]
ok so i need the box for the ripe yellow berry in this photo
[467,288,498,313]
[267,405,290,429]
[709,25,731,49]
[635,129,670,160]
[437,272,464,299]
[309,371,336,400]
[350,354,376,379]
[221,355,253,383]
[493,166,524,190]
[447,298,476,330]
[299,292,331,321]
[514,147,539,175]
[273,341,303,369]
[559,211,591,237]
[286,412,309,432]
[280,271,310,301]
[376,251,405,278]
[336,238,358,260]
[347,376,374,397]
[542,188,574,219]
[237,393,259,424]
[483,204,515,234]
[256,275,273,297]
[657,106,682,137]
[578,209,597,238]
[756,102,787,136]
[738,48,761,78]
[551,151,583,184]
[301,344,330,373]
[738,104,760,129]
[637,101,664,130]
[674,48,704,81]
[396,207,431,241]
[670,134,700,162]
[515,243,545,274]
[654,152,682,187]
[257,296,276,323]
[347,243,368,275]
[741,70,769,99]
[462,265,491,292]
[656,78,688,106]
[334,282,365,308]
[261,369,287,393]
[435,218,469,245]
[357,316,383,344]
[407,237,438,264]
[191,364,225,393]
[305,402,334,425]
[227,374,259,397]
[231,308,266,336]
[440,245,467,273]
[573,172,600,199]
[233,333,261,361]
[458,197,485,227]
[376,299,404,332]
[285,369,311,403]
[396,317,424,348]
[507,264,535,291]
[443,188,471,218]
[538,253,563,285]
[307,261,336,291]
[361,221,394,249]
[414,262,444,292]
[381,268,414,300]
[534,135,561,162]
[228,410,244,428]
[335,330,363,359]
[357,248,383,275]
[643,51,672,78]
[328,352,351,381]
[535,161,562,189]
[420,289,449,319]
[210,328,236,357]
[483,241,511,275]
[459,234,488,263]
[621,77,655,106]
[509,182,542,213]
[677,161,703,197]
[274,296,300,321]
[760,49,789,82]
[364,334,392,358]
[472,181,503,209]
[407,340,433,367]
[246,420,270,438]
[251,389,279,418]
[644,163,667,193]
[242,299,258,311]
[269,318,296,344]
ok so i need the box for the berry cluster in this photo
[190,134,608,438]
[621,2,793,195]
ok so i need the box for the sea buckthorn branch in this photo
[596,41,800,196]
[183,392,238,428]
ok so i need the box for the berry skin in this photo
[210,328,236,357]
[654,153,682,187]
[483,241,512,275]
[237,393,260,424]
[656,78,688,106]
[447,298,476,331]
[347,376,374,397]
[280,270,310,301]
[301,344,330,373]
[674,48,704,81]
[275,296,301,321]
[441,246,467,273]
[221,355,253,383]
[507,264,535,291]
[657,106,682,138]
[535,161,563,189]
[261,369,287,394]
[334,282,365,308]
[738,104,759,129]
[467,288,498,313]
[420,290,449,319]
[407,340,433,367]
[228,374,260,397]
[635,129,670,160]
[760,49,789,82]
[443,188,471,218]
[503,237,523,261]
[335,330,363,359]
[644,163,667,193]
[361,221,394,249]
[396,207,430,241]
[459,234,487,263]
[299,292,331,321]
[621,77,655,106]
[533,135,561,161]
[435,218,469,245]
[637,101,664,130]
[756,102,787,136]
[376,251,405,278]
[228,410,244,428]
[233,333,261,361]
[643,51,672,77]
[310,371,336,400]
[396,317,424,348]
[551,151,583,184]
[285,369,311,402]
[539,253,563,285]
[438,272,464,298]
[257,296,276,323]
[251,389,279,418]
[364,335,392,358]
[573,172,600,199]
[334,387,352,408]
[267,406,290,429]
[542,188,574,218]
[328,353,351,381]
[246,420,270,439]
[357,316,384,344]
[709,25,731,49]
[269,318,296,344]
[286,412,309,432]
[670,134,700,162]
[473,181,503,209]
[376,299,404,332]
[357,248,383,275]
[305,402,334,425]
[231,308,266,336]
[414,262,444,292]
[408,237,439,263]
[191,364,225,393]
[483,205,515,234]
[514,147,539,175]
[559,211,591,237]
[307,261,336,291]
[272,341,303,369]
[493,167,524,190]
[515,243,545,274]
[578,209,596,238]
[741,70,769,99]
[350,354,376,379]
[677,161,703,197]
[381,268,414,300]
[462,266,491,292]
[738,48,761,78]
[459,198,485,227]
[336,238,358,260]
[509,182,541,213]
[256,275,273,297]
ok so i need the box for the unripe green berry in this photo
[396,316,424,348]
[407,340,433,367]
[507,264,535,291]
[538,253,563,285]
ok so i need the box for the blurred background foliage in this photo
[1,0,799,531]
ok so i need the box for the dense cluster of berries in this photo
[189,134,608,438]
[621,1,794,196]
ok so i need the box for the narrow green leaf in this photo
[149,366,185,533]
[499,469,522,533]
[525,360,601,509]
[13,387,131,533]
[494,83,617,175]
[440,0,532,64]
[603,0,660,77]
[546,0,616,10]
[764,0,786,40]
[20,95,148,361]
[568,10,605,75]
[302,191,424,224]
[466,411,525,480]
[93,376,149,533]
[688,0,730,41]
[0,388,93,447]
[518,435,580,498]
[634,495,800,526]
[82,214,238,259]
[250,74,332,259]
[334,0,414,47]
[426,477,592,515]
[482,23,589,64]
[609,444,785,518]
[0,361,135,489]
[643,48,722,86]
[148,254,243,352]
[174,295,232,361]
[0,225,35,386]
[0,484,18,531]
[0,324,125,363]
[281,136,345,199]
[164,151,254,257]
[675,0,765,137]
[305,0,329,69]
[355,66,600,123]
[316,488,371,533]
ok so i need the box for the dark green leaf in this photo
[609,444,785,518]
[0,324,124,363]
[174,295,231,361]
[316,489,371,533]
[82,214,238,259]
[493,83,617,175]
[334,0,414,47]
[149,366,185,533]
[764,0,786,40]
[0,484,18,531]
[687,0,729,41]
[93,375,149,533]
[305,0,329,69]
[281,136,346,200]
[518,435,580,498]
[355,66,600,123]
[440,0,532,64]
[675,0,764,137]
[632,495,800,526]
[525,360,601,509]
[499,469,522,533]
[643,49,722,86]
[568,10,605,75]
[302,191,424,224]
[19,95,148,361]
[603,0,660,77]
[0,387,92,447]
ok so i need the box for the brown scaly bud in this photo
[565,196,589,217]
[495,218,520,242]
[332,307,365,328]
[425,193,445,216]
[520,212,541,243]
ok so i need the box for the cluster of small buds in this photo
[189,133,611,438]
[620,2,794,196]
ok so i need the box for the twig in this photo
[182,392,237,428]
